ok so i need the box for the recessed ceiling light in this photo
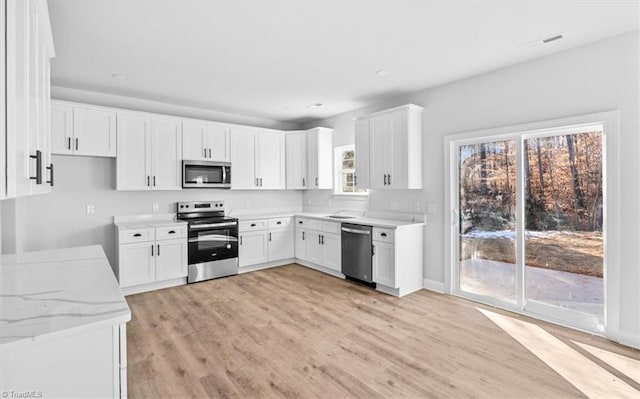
[111,73,130,80]
[281,105,290,110]
[519,34,564,51]
[306,103,323,109]
[376,69,389,76]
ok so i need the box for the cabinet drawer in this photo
[373,227,394,243]
[239,219,268,232]
[321,221,341,234]
[119,228,155,244]
[156,225,187,241]
[307,219,323,232]
[269,217,292,229]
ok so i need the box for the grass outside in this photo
[460,231,603,278]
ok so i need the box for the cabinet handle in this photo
[147,176,150,187]
[318,234,321,244]
[29,150,42,184]
[268,232,272,242]
[315,177,318,186]
[240,235,243,245]
[354,174,358,186]
[168,230,176,234]
[372,244,375,256]
[384,174,388,185]
[320,234,324,245]
[204,148,207,158]
[75,138,79,151]
[133,233,142,237]
[46,163,54,186]
[302,231,305,240]
[68,137,71,150]
[208,148,212,158]
[153,176,156,187]
[388,174,391,185]
[277,221,282,225]
[259,178,263,187]
[151,244,154,256]
[302,177,305,187]
[298,220,303,224]
[255,178,259,187]
[380,232,387,237]
[250,223,256,227]
[157,244,160,256]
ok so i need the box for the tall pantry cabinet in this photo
[2,0,56,199]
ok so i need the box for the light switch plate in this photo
[86,205,95,215]
[152,203,159,212]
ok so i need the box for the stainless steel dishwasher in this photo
[341,223,373,283]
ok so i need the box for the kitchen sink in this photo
[326,215,356,219]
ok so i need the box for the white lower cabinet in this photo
[372,240,395,288]
[371,225,424,296]
[295,218,342,273]
[116,223,187,291]
[239,217,293,267]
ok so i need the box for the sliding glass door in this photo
[452,126,605,332]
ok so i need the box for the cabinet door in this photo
[151,117,182,190]
[294,228,307,260]
[354,119,370,189]
[239,231,268,267]
[230,127,257,189]
[305,231,324,265]
[119,242,155,287]
[370,114,392,189]
[268,228,294,261]
[155,239,187,281]
[322,233,341,272]
[257,131,285,189]
[73,107,117,157]
[306,129,319,188]
[117,113,152,190]
[387,109,408,189]
[207,124,230,161]
[182,120,207,161]
[51,103,73,155]
[373,241,396,288]
[285,132,307,189]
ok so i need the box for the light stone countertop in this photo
[1,245,131,349]
[230,211,426,229]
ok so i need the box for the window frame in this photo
[334,144,368,197]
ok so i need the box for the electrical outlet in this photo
[427,202,437,214]
[86,205,95,215]
[152,203,159,212]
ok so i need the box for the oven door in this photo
[183,161,231,188]
[188,222,238,265]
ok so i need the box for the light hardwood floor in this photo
[126,264,639,398]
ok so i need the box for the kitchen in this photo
[1,1,640,398]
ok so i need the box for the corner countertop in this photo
[113,213,187,229]
[230,211,426,229]
[1,245,131,349]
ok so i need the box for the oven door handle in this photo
[189,237,238,243]
[190,222,238,229]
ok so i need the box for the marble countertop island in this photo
[1,245,131,349]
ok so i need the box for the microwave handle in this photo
[223,166,227,184]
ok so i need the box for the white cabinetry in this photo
[285,128,333,190]
[182,120,230,161]
[230,127,285,189]
[239,217,293,267]
[2,0,55,199]
[51,101,117,157]
[354,104,423,190]
[372,225,424,297]
[295,218,342,274]
[116,112,182,190]
[116,223,188,291]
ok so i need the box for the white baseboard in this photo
[238,259,295,274]
[617,328,640,349]
[423,278,445,293]
[295,259,345,279]
[121,277,186,296]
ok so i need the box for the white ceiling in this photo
[48,0,639,125]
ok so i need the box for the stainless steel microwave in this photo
[182,161,231,189]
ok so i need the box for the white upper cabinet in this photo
[182,120,229,162]
[3,0,55,199]
[117,112,182,191]
[285,131,307,189]
[284,128,333,190]
[51,101,117,157]
[306,128,333,189]
[230,127,285,190]
[354,104,423,190]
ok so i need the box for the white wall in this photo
[303,32,639,344]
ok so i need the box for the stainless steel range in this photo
[177,201,238,283]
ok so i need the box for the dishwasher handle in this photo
[341,227,371,235]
